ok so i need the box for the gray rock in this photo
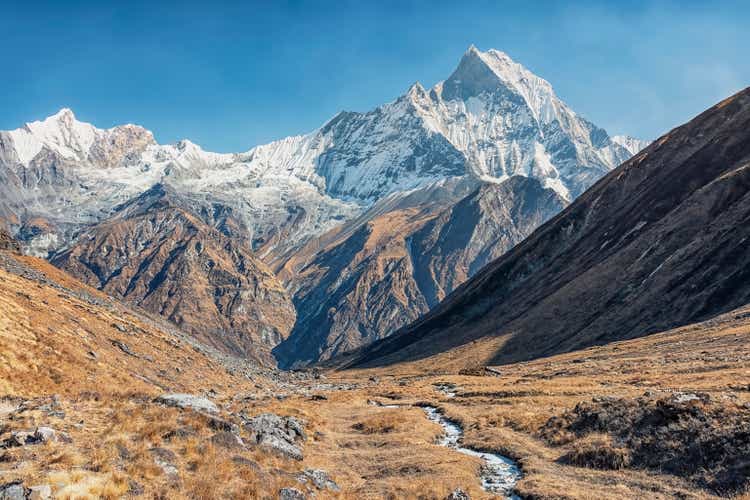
[28,484,52,500]
[0,482,27,500]
[244,413,306,460]
[445,488,470,500]
[278,487,305,500]
[34,427,56,443]
[154,393,218,413]
[259,434,303,461]
[297,469,339,491]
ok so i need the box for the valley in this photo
[2,246,749,498]
[1,34,749,500]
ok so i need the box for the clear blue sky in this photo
[2,0,749,152]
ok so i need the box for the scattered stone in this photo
[259,434,303,461]
[297,469,339,491]
[111,323,128,333]
[34,427,56,443]
[149,447,179,479]
[28,484,52,500]
[445,488,470,500]
[211,431,245,450]
[0,481,27,500]
[154,393,218,414]
[111,339,137,357]
[278,487,305,500]
[162,426,196,441]
[127,480,145,496]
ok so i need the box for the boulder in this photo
[244,413,306,460]
[259,434,303,461]
[28,484,52,500]
[445,488,470,500]
[278,487,305,500]
[34,427,56,443]
[154,394,218,414]
[0,482,27,500]
[297,469,339,492]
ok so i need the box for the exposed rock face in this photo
[274,176,565,367]
[53,185,295,362]
[0,228,20,253]
[351,87,750,370]
[0,47,647,365]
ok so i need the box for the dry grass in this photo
[4,252,750,498]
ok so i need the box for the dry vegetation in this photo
[3,251,750,498]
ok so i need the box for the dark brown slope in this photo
[273,176,565,368]
[351,87,750,370]
[53,184,296,364]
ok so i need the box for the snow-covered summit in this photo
[0,46,647,258]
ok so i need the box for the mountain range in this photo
[352,86,750,371]
[0,46,648,367]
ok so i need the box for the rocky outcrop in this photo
[53,185,296,363]
[0,228,20,253]
[274,176,565,367]
[242,413,306,460]
[352,87,750,370]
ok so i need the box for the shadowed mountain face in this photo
[53,185,296,364]
[274,176,566,368]
[351,87,750,370]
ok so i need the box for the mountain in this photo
[0,46,646,365]
[350,87,750,371]
[0,47,643,260]
[274,176,566,367]
[52,184,296,364]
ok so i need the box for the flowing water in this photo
[421,405,522,498]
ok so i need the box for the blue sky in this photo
[2,0,749,151]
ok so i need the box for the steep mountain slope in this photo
[351,87,750,370]
[52,184,295,363]
[275,176,565,367]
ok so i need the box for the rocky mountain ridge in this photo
[0,46,647,365]
[351,86,750,370]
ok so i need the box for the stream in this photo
[421,405,521,498]
[368,392,522,497]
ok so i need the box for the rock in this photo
[259,434,303,461]
[111,339,137,357]
[445,488,470,500]
[34,427,56,443]
[127,480,145,496]
[154,393,218,414]
[278,487,305,500]
[211,431,245,450]
[203,414,239,434]
[0,482,27,500]
[28,484,52,500]
[297,469,339,491]
[162,426,196,441]
[244,413,306,460]
[310,394,327,401]
[149,447,179,480]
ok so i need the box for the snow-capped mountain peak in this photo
[0,46,647,258]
